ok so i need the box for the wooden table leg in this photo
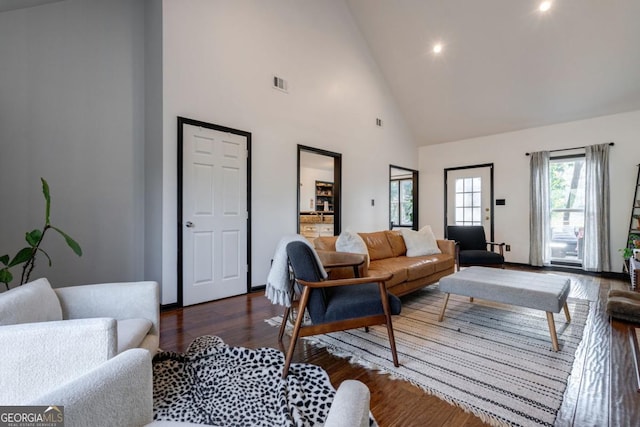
[546,311,559,352]
[438,293,450,322]
[563,302,571,322]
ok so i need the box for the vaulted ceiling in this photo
[4,1,639,147]
[347,0,640,145]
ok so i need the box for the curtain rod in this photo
[525,142,614,156]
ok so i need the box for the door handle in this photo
[185,221,194,228]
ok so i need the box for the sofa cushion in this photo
[369,259,408,287]
[401,226,441,257]
[0,278,62,326]
[359,232,394,261]
[385,230,407,257]
[429,254,456,273]
[403,258,438,281]
[336,231,370,267]
[117,318,153,353]
[314,236,337,251]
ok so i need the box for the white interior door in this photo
[182,124,247,306]
[446,166,492,234]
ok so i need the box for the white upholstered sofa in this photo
[0,278,159,406]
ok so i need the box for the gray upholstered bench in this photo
[438,267,571,351]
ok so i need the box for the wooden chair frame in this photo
[278,273,398,378]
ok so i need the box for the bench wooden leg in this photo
[563,302,571,322]
[546,311,559,352]
[438,293,450,322]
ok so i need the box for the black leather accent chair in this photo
[446,225,505,271]
[279,241,401,377]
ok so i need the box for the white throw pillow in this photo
[336,231,370,267]
[0,278,63,325]
[401,226,441,257]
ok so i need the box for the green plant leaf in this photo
[37,248,53,267]
[9,247,33,267]
[41,177,51,225]
[52,226,82,256]
[25,229,43,247]
[0,268,12,285]
[0,255,9,266]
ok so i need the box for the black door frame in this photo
[389,165,419,230]
[177,116,252,308]
[444,163,495,241]
[297,145,342,235]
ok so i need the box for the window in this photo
[390,178,413,227]
[454,177,481,225]
[548,156,585,265]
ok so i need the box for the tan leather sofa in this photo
[315,230,456,297]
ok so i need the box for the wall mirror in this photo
[297,145,342,241]
[389,165,418,230]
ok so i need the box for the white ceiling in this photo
[346,0,640,146]
[3,1,638,147]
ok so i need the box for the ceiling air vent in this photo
[273,76,288,93]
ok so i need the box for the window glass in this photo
[454,177,482,226]
[548,157,585,265]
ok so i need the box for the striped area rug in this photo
[270,285,592,427]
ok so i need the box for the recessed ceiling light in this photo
[539,1,552,12]
[433,43,443,54]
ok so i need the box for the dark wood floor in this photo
[159,268,640,426]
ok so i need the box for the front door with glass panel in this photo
[445,165,493,238]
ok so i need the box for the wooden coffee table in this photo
[438,267,571,351]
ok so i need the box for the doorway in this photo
[389,165,418,230]
[444,164,494,240]
[178,117,251,307]
[297,145,341,240]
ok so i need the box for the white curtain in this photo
[583,143,611,271]
[529,151,550,266]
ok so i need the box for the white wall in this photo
[0,0,146,287]
[161,0,417,303]
[419,110,640,273]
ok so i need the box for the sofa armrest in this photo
[0,318,117,404]
[324,380,371,427]
[437,239,456,256]
[29,349,153,427]
[55,281,160,336]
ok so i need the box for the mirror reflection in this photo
[298,146,341,242]
[389,165,419,230]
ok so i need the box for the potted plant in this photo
[0,178,82,291]
[620,234,640,272]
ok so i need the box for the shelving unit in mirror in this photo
[315,180,334,212]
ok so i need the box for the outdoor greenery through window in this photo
[455,177,481,225]
[390,178,413,227]
[549,156,585,265]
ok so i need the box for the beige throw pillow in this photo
[401,226,441,257]
[336,231,370,267]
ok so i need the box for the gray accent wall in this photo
[0,0,147,287]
